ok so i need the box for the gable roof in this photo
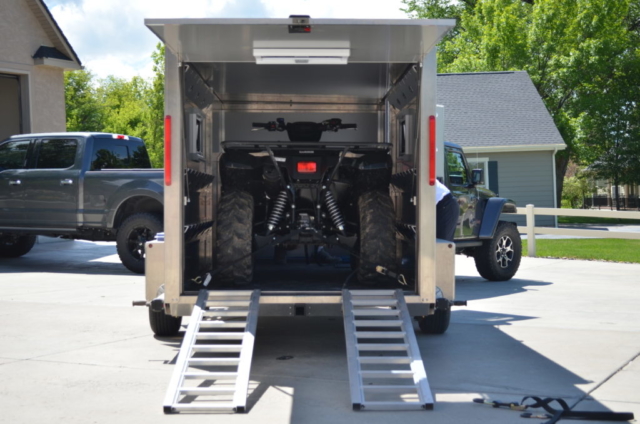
[26,0,82,68]
[437,71,565,152]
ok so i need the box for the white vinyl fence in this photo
[515,205,640,257]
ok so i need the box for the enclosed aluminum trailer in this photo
[143,17,458,412]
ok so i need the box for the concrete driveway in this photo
[0,240,638,424]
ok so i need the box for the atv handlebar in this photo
[251,118,357,132]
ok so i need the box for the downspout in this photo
[552,147,558,227]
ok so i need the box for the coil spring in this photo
[267,190,288,231]
[324,190,345,232]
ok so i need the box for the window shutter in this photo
[488,161,499,194]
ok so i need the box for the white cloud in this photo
[47,0,409,79]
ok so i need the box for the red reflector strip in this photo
[164,115,172,186]
[297,161,317,173]
[429,115,436,186]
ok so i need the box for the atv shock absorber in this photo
[267,190,288,232]
[324,190,345,232]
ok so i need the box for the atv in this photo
[215,118,396,285]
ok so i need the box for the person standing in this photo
[435,179,459,241]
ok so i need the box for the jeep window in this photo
[35,139,77,169]
[447,150,468,186]
[467,157,489,189]
[0,140,31,170]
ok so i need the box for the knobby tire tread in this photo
[215,191,254,285]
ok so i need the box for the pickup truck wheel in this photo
[0,235,37,258]
[357,190,397,285]
[149,308,182,337]
[473,221,522,281]
[215,191,253,285]
[417,308,451,335]
[117,213,162,274]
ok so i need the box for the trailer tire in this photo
[215,191,254,285]
[149,308,182,337]
[473,221,522,281]
[417,308,451,335]
[0,234,37,258]
[117,213,162,274]
[357,190,397,285]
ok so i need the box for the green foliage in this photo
[404,0,640,203]
[562,174,594,209]
[146,43,165,168]
[64,70,102,132]
[63,44,165,168]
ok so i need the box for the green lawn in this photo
[522,239,640,263]
[558,215,640,225]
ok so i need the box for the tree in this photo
[145,43,165,168]
[64,70,102,132]
[64,45,166,168]
[403,0,640,206]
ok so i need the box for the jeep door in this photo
[0,138,33,227]
[445,147,478,239]
[20,137,81,228]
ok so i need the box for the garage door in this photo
[0,74,22,141]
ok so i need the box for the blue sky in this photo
[45,0,410,80]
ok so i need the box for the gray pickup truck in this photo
[0,132,163,273]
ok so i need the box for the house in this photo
[0,0,81,141]
[437,71,566,226]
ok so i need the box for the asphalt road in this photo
[0,239,638,424]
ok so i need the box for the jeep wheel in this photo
[0,234,37,258]
[473,221,522,281]
[357,190,397,285]
[216,191,254,285]
[116,213,162,274]
[149,308,182,337]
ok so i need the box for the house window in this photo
[467,157,490,189]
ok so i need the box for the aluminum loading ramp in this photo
[163,290,260,413]
[343,290,434,411]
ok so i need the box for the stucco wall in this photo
[0,0,68,134]
[31,65,65,132]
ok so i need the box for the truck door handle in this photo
[9,180,21,186]
[60,179,74,186]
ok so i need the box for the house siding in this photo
[469,150,556,226]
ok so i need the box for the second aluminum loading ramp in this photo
[163,290,260,413]
[342,289,435,411]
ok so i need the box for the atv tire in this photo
[215,191,254,285]
[116,213,162,274]
[0,234,37,258]
[473,221,522,281]
[357,190,397,285]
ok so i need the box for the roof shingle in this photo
[437,71,565,148]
